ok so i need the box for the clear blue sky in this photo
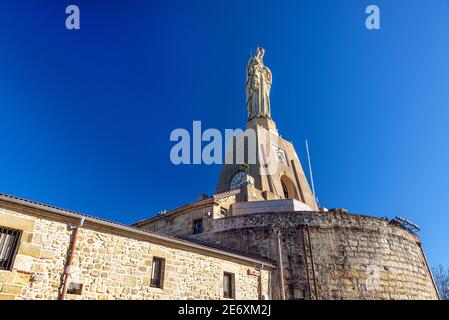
[0,0,448,267]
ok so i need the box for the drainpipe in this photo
[59,217,85,300]
[276,230,286,300]
[258,265,263,300]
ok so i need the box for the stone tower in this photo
[136,48,439,300]
[215,48,318,210]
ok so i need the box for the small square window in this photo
[150,257,165,289]
[193,219,203,234]
[0,226,22,271]
[223,272,235,299]
[67,283,83,295]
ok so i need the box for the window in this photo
[223,272,235,299]
[150,257,165,288]
[220,208,228,218]
[193,219,203,234]
[272,145,287,165]
[67,283,83,295]
[0,227,21,271]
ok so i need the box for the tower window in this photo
[223,272,235,299]
[193,219,203,234]
[150,257,165,289]
[0,226,22,271]
[272,145,287,165]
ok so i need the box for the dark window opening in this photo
[193,219,203,234]
[150,257,165,289]
[220,208,228,217]
[223,272,235,299]
[67,283,83,295]
[281,181,289,199]
[0,226,22,271]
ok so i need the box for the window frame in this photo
[0,226,22,271]
[223,272,235,299]
[150,257,165,289]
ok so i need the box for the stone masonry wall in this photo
[143,206,214,237]
[193,210,439,300]
[0,204,270,300]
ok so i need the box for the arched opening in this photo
[280,175,299,200]
[281,181,289,199]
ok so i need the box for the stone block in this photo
[12,254,33,272]
[0,212,35,232]
[0,270,16,283]
[40,249,56,259]
[123,275,137,287]
[14,273,31,285]
[1,284,23,295]
[31,263,45,273]
[32,233,42,245]
[0,293,15,300]
[18,243,42,258]
[21,231,34,244]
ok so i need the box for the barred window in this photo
[150,257,165,289]
[0,227,22,271]
[223,272,235,299]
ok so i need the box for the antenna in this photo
[305,140,317,206]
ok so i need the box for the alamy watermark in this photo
[169,121,283,175]
[365,5,380,30]
[64,5,379,31]
[66,5,80,30]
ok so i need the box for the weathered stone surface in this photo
[123,276,137,287]
[0,212,35,232]
[2,284,23,295]
[18,243,42,258]
[13,255,33,273]
[0,271,16,284]
[15,273,31,285]
[191,210,439,300]
[40,249,56,260]
[0,293,15,300]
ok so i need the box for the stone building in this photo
[0,48,439,300]
[0,194,273,300]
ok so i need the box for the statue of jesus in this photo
[246,47,272,121]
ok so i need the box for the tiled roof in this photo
[131,189,240,226]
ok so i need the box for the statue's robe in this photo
[246,57,272,120]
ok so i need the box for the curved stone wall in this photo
[193,210,439,300]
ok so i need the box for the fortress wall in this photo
[193,211,439,300]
